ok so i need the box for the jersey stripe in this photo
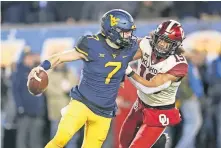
[165,20,181,33]
[75,47,88,56]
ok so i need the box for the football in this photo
[28,70,49,96]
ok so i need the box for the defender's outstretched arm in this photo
[126,66,179,88]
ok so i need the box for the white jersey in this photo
[137,37,188,106]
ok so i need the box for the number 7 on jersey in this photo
[105,62,122,84]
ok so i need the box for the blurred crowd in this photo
[168,49,221,148]
[1,1,221,24]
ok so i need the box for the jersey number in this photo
[140,64,155,81]
[105,62,122,84]
[174,55,185,62]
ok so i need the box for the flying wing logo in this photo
[110,15,120,27]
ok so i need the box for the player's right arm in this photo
[28,36,89,78]
[44,35,90,69]
[133,49,142,61]
[45,49,88,69]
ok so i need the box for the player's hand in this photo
[27,66,45,86]
[120,82,124,88]
[28,66,45,79]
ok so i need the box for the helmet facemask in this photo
[110,27,136,48]
[152,33,182,58]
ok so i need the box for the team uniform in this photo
[119,20,188,148]
[44,9,138,148]
[45,33,138,148]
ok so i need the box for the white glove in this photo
[125,65,133,76]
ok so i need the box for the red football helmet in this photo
[151,20,185,58]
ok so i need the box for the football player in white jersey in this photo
[119,20,188,148]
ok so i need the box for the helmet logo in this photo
[110,14,120,27]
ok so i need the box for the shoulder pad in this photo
[76,36,88,47]
[75,36,89,56]
[85,34,100,41]
[139,37,152,55]
[77,34,100,47]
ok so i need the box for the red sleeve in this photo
[167,63,188,77]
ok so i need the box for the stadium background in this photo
[1,1,221,148]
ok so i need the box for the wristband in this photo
[40,60,51,70]
[127,71,135,77]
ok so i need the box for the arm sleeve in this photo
[167,63,188,77]
[128,77,171,94]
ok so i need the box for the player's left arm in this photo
[132,49,142,61]
[126,63,188,88]
[130,72,177,87]
[128,76,172,94]
[132,38,143,61]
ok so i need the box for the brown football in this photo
[28,70,49,96]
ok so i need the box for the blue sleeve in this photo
[75,36,89,56]
[188,63,204,98]
[75,35,97,61]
